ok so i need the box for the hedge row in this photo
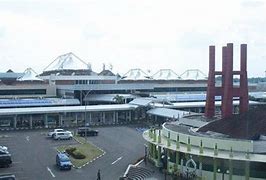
[65,147,86,159]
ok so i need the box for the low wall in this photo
[162,123,253,152]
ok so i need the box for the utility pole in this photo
[84,90,91,141]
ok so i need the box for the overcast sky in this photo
[0,0,266,77]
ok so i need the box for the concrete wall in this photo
[0,84,56,98]
[46,85,56,96]
[200,170,264,180]
[162,123,253,152]
[167,163,264,180]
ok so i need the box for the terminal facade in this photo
[0,51,263,130]
[143,44,266,179]
[0,52,212,130]
[0,46,266,179]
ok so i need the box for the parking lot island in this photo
[57,135,105,168]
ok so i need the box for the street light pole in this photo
[84,90,91,141]
[144,144,148,165]
[85,99,87,139]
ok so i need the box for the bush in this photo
[65,147,77,155]
[72,150,86,159]
[64,147,86,159]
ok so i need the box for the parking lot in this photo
[0,126,147,180]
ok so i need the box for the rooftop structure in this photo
[143,43,266,179]
[98,69,116,76]
[0,103,138,116]
[122,68,150,80]
[180,69,207,80]
[143,112,266,179]
[0,98,80,108]
[151,69,181,80]
[0,69,24,85]
[40,52,98,78]
[200,106,266,140]
[43,52,90,72]
[205,43,248,119]
[83,94,138,103]
[17,68,43,81]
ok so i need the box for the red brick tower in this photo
[205,43,248,119]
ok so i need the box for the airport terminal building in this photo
[0,52,263,130]
[0,53,210,129]
[0,51,266,179]
[142,43,266,180]
[143,114,266,179]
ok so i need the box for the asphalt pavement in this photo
[0,126,147,180]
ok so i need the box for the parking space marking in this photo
[26,136,30,142]
[0,135,11,138]
[17,177,29,180]
[47,167,56,178]
[0,171,23,174]
[12,161,22,164]
[111,156,123,165]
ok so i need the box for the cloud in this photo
[0,10,84,72]
[241,0,264,8]
[0,27,6,39]
[0,0,265,76]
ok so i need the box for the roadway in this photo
[0,126,147,180]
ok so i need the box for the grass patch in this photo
[57,136,103,168]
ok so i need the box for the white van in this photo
[53,131,73,140]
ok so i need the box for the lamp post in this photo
[217,169,223,180]
[144,144,148,165]
[85,100,87,139]
[84,91,91,141]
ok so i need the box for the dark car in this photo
[56,153,72,170]
[77,127,98,137]
[0,174,16,180]
[0,149,12,167]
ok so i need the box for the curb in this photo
[0,121,142,131]
[76,151,106,169]
[70,137,106,169]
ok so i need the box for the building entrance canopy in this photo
[0,104,138,116]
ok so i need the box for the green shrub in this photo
[72,150,86,159]
[64,147,86,159]
[65,147,77,155]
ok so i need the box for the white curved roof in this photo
[180,69,207,80]
[151,69,180,80]
[43,52,89,71]
[0,104,138,115]
[122,68,150,80]
[17,68,43,81]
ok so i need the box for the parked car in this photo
[0,174,16,180]
[53,131,73,140]
[0,149,12,167]
[0,146,8,152]
[56,153,72,170]
[48,129,65,138]
[77,127,98,137]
